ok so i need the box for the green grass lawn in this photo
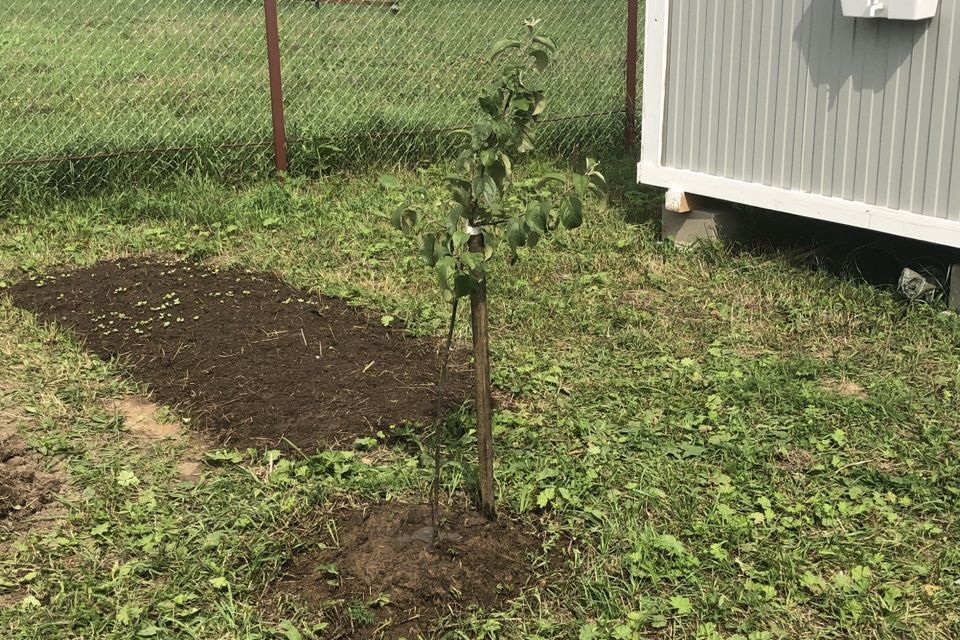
[1,0,628,191]
[2,157,960,639]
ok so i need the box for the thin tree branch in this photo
[431,297,460,546]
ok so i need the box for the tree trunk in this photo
[468,233,496,521]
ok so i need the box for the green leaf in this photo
[532,93,547,116]
[451,186,471,207]
[209,576,229,590]
[518,129,536,153]
[460,251,486,272]
[489,38,523,58]
[420,233,438,266]
[116,470,140,487]
[378,174,400,189]
[533,35,558,52]
[501,154,513,180]
[473,174,498,207]
[525,201,547,234]
[277,620,303,640]
[479,92,502,117]
[578,623,599,640]
[536,486,556,508]
[206,449,243,464]
[572,174,590,197]
[116,604,137,625]
[487,160,508,191]
[435,256,457,292]
[472,120,494,142]
[446,174,471,189]
[493,120,518,145]
[402,209,417,236]
[559,196,583,230]
[481,231,497,259]
[390,205,405,232]
[453,273,479,298]
[669,595,693,615]
[535,173,567,189]
[446,205,465,233]
[391,206,417,237]
[529,49,549,72]
[505,216,527,251]
[452,230,471,250]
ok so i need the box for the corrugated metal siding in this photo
[662,0,960,221]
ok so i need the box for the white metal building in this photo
[639,0,960,249]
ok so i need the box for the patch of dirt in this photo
[778,448,815,472]
[107,396,181,440]
[10,258,470,452]
[105,395,207,483]
[276,503,542,639]
[0,427,60,527]
[176,460,203,482]
[821,378,867,399]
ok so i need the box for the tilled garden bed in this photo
[10,257,469,451]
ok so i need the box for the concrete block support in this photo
[662,204,740,247]
[950,264,960,312]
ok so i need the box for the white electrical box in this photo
[840,0,939,19]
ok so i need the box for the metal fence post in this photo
[263,0,288,174]
[625,0,639,149]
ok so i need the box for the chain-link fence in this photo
[1,0,637,199]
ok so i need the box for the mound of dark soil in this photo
[276,503,541,639]
[0,429,59,526]
[0,474,18,518]
[10,258,469,451]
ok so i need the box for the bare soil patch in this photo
[821,378,867,399]
[778,447,815,472]
[276,503,542,639]
[105,395,207,483]
[107,395,182,440]
[10,258,469,451]
[0,427,60,527]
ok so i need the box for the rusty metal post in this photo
[625,0,639,149]
[263,0,288,173]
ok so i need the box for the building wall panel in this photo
[661,0,960,223]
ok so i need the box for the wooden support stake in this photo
[468,233,496,521]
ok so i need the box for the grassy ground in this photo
[1,0,627,195]
[2,157,960,639]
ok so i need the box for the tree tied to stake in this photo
[382,19,605,526]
